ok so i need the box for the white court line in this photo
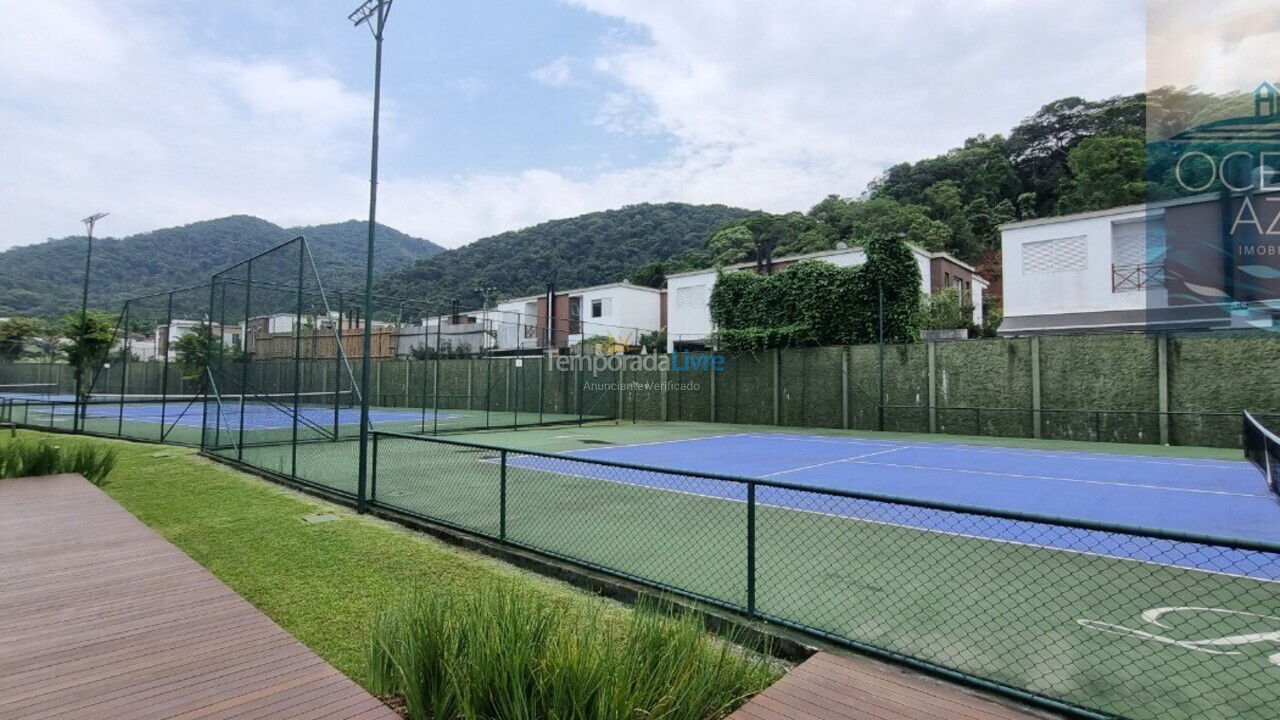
[745,432,1248,469]
[499,454,1280,586]
[846,458,1270,498]
[760,445,910,478]
[555,433,754,455]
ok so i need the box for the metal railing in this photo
[369,429,1280,720]
[1111,262,1166,292]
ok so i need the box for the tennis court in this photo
[363,420,1280,720]
[2,385,589,445]
[513,431,1280,554]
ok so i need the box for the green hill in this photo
[0,215,442,318]
[378,202,754,311]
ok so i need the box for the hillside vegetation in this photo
[0,216,442,318]
[378,203,754,311]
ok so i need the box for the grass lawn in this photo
[9,429,645,689]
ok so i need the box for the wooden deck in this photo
[0,474,397,720]
[729,651,1054,720]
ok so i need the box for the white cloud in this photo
[380,0,1146,246]
[0,0,371,250]
[530,56,575,87]
[1,0,1150,254]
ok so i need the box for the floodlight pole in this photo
[351,0,392,513]
[75,212,108,432]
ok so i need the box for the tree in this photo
[0,317,40,360]
[30,320,64,362]
[1055,135,1148,214]
[63,310,118,398]
[920,287,972,331]
[628,262,667,289]
[173,324,220,381]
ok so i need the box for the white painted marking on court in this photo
[554,433,754,455]
[846,458,1270,498]
[501,455,1280,586]
[759,445,909,478]
[745,432,1247,470]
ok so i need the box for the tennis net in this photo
[1243,411,1280,496]
[0,383,59,399]
[82,390,354,408]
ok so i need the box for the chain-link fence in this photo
[369,429,1280,720]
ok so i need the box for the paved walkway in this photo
[0,474,398,720]
[728,651,1052,720]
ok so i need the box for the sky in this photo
[0,0,1146,251]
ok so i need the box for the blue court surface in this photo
[507,433,1280,580]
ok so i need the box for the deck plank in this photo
[729,651,1056,720]
[0,474,397,720]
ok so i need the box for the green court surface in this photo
[219,421,1277,720]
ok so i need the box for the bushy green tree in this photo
[0,317,40,360]
[62,310,117,397]
[1055,135,1147,214]
[172,324,223,380]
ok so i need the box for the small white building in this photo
[493,281,664,352]
[665,246,987,352]
[998,192,1280,335]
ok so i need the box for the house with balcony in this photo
[665,246,987,352]
[998,192,1280,335]
[492,281,664,353]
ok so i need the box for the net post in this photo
[117,300,131,437]
[291,239,305,479]
[159,291,173,440]
[237,259,252,462]
[746,480,756,618]
[499,449,508,541]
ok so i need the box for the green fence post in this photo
[117,300,130,438]
[1031,336,1042,439]
[1157,334,1170,445]
[746,481,756,618]
[367,432,378,509]
[772,348,781,426]
[499,449,508,541]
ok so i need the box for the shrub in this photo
[369,582,780,720]
[0,437,119,486]
[708,233,922,352]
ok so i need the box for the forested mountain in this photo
[0,216,442,318]
[378,203,754,311]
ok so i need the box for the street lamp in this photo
[75,212,108,431]
[350,0,392,513]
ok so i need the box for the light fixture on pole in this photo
[75,212,108,432]
[349,0,393,513]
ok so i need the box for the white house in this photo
[155,319,208,359]
[492,281,664,352]
[999,192,1280,335]
[665,246,987,352]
